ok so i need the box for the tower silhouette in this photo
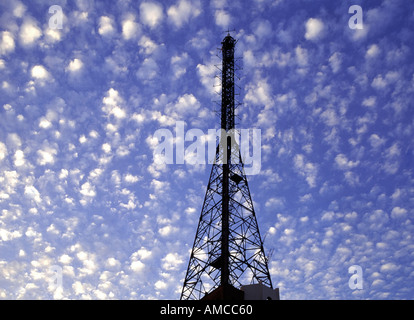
[180,34,275,300]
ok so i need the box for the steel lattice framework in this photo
[180,34,273,300]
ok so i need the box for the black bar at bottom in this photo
[2,299,403,319]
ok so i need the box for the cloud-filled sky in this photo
[0,0,413,299]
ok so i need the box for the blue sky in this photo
[0,0,413,299]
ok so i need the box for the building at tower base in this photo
[201,283,280,300]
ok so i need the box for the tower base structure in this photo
[241,283,280,300]
[201,283,280,301]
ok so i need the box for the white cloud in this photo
[72,281,85,295]
[76,250,98,276]
[59,169,68,179]
[158,225,178,237]
[166,93,200,117]
[305,18,324,40]
[0,228,22,241]
[110,170,121,187]
[293,154,318,188]
[366,44,380,59]
[3,104,12,112]
[79,135,87,144]
[131,113,145,124]
[138,35,158,55]
[102,88,127,119]
[76,250,87,261]
[335,154,359,170]
[391,207,407,219]
[12,1,27,18]
[112,106,126,119]
[380,263,399,273]
[365,209,389,231]
[37,147,57,165]
[185,207,196,215]
[14,150,25,167]
[7,133,22,149]
[102,143,111,153]
[132,247,153,260]
[89,130,99,139]
[122,17,140,40]
[147,153,169,178]
[0,31,15,55]
[187,29,211,51]
[252,19,272,40]
[19,18,42,46]
[155,280,168,290]
[171,53,189,79]
[329,52,342,73]
[31,65,50,80]
[381,143,401,174]
[24,185,42,203]
[137,58,159,80]
[140,2,164,28]
[116,145,130,157]
[103,88,122,107]
[390,188,402,200]
[371,71,399,90]
[244,78,273,108]
[197,63,218,96]
[321,211,335,221]
[215,10,231,28]
[120,198,136,210]
[243,50,256,69]
[0,142,7,161]
[167,0,201,28]
[45,28,61,43]
[39,117,52,129]
[362,96,376,108]
[148,110,176,127]
[350,24,368,41]
[2,170,19,196]
[344,171,360,186]
[150,179,169,193]
[98,16,115,37]
[94,289,107,299]
[371,75,387,89]
[66,58,83,73]
[299,194,312,203]
[265,197,285,209]
[368,134,385,149]
[59,254,73,264]
[46,223,59,235]
[80,182,96,197]
[295,45,308,66]
[124,173,141,183]
[106,257,121,268]
[162,253,184,271]
[320,108,338,126]
[131,260,145,273]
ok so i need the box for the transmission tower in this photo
[180,34,277,300]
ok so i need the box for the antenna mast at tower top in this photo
[220,33,236,132]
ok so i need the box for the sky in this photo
[0,0,413,300]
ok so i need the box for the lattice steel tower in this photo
[181,34,275,300]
